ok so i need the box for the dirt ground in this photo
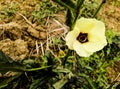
[0,0,67,60]
[0,0,120,83]
[102,0,120,34]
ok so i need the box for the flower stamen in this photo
[77,32,88,43]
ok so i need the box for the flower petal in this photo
[65,29,79,49]
[88,33,104,42]
[83,38,107,52]
[75,17,94,33]
[83,19,107,52]
[88,19,106,42]
[73,41,93,57]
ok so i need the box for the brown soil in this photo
[0,0,67,60]
[101,0,120,34]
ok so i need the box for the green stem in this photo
[62,49,71,67]
[93,0,106,18]
[76,0,85,20]
[70,0,85,31]
[25,66,51,72]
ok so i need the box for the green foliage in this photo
[0,29,119,89]
[51,37,63,46]
[0,0,120,89]
[110,0,120,6]
[32,0,64,25]
[106,29,116,44]
[81,0,98,18]
[0,73,22,89]
[0,50,26,72]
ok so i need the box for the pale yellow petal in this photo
[89,19,105,40]
[88,33,105,42]
[87,20,105,42]
[75,17,95,33]
[73,41,93,57]
[83,38,107,52]
[65,29,79,49]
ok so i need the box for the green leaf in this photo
[0,50,13,63]
[61,0,77,9]
[30,75,49,89]
[113,36,120,44]
[0,50,26,72]
[44,50,54,65]
[80,74,96,89]
[76,0,85,19]
[53,77,68,89]
[0,73,22,89]
[53,68,72,74]
[66,9,76,30]
[77,0,85,9]
[106,29,115,44]
[53,0,76,12]
[26,66,51,72]
[53,0,85,30]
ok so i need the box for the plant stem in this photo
[76,0,85,20]
[71,0,85,30]
[26,66,51,72]
[62,49,71,67]
[93,0,106,18]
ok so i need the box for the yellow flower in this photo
[65,17,107,57]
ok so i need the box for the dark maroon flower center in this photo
[77,32,88,43]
